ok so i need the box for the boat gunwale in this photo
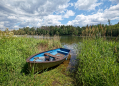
[26,48,70,63]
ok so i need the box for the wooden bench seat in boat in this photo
[44,53,65,60]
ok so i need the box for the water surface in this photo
[60,36,83,71]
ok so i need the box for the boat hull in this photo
[28,56,67,73]
[26,48,70,73]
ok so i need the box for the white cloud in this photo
[8,16,17,19]
[0,0,70,29]
[67,3,119,26]
[41,15,63,26]
[13,25,19,28]
[75,0,102,11]
[103,4,119,19]
[63,10,75,18]
[0,22,5,28]
[67,13,105,26]
[36,15,63,27]
[109,0,119,3]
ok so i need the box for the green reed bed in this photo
[0,35,68,86]
[76,38,119,86]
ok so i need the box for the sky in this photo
[0,0,119,30]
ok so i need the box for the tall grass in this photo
[0,30,63,86]
[81,24,107,37]
[75,38,119,86]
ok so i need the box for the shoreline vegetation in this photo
[75,37,119,86]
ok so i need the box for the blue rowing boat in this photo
[26,48,70,73]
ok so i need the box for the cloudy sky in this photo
[0,0,119,29]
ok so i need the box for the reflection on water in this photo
[59,36,83,72]
[60,44,77,72]
[60,36,83,45]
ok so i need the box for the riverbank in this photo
[0,35,76,86]
[75,37,119,86]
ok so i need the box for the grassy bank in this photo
[75,37,119,86]
[0,34,75,86]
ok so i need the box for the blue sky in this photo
[0,0,119,30]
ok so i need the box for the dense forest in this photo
[10,23,119,36]
[12,25,82,36]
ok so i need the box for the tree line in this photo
[12,25,83,36]
[11,23,119,36]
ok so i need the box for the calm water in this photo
[60,36,83,71]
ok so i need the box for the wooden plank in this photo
[44,53,65,60]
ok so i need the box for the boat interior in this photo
[29,48,70,62]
